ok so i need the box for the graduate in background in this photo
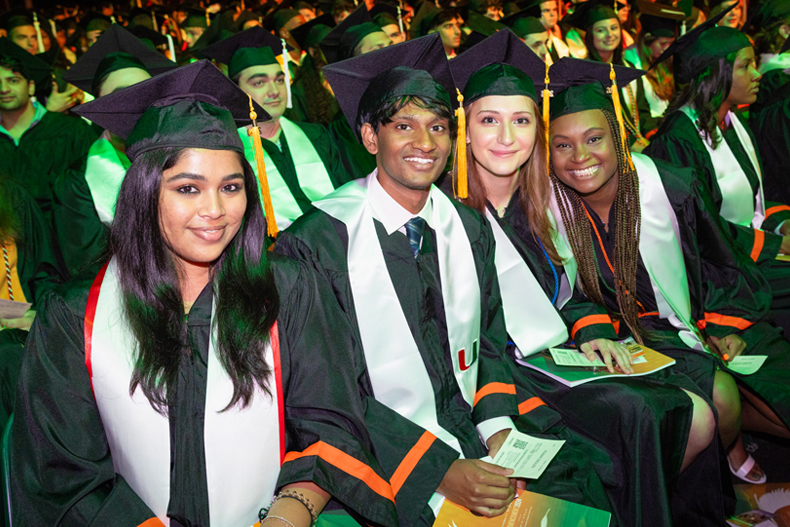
[500,8,552,62]
[646,6,790,339]
[0,38,96,221]
[748,0,790,205]
[51,24,175,279]
[277,34,616,527]
[447,30,721,526]
[548,56,790,486]
[203,26,351,231]
[11,60,398,527]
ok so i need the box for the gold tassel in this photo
[608,63,634,170]
[542,61,552,176]
[247,95,279,238]
[453,89,468,199]
[205,9,211,26]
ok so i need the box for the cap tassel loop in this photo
[32,13,45,54]
[542,61,552,177]
[248,95,279,238]
[281,38,292,109]
[48,19,57,42]
[206,9,211,27]
[453,88,468,199]
[608,63,635,170]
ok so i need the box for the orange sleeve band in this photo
[699,312,754,331]
[518,397,547,415]
[473,382,516,407]
[571,314,614,339]
[750,230,765,262]
[138,519,166,527]
[765,205,790,219]
[389,431,436,496]
[284,441,395,502]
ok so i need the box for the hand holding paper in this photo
[485,430,565,480]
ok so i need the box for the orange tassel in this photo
[608,64,634,170]
[542,61,552,176]
[247,95,279,238]
[453,88,468,199]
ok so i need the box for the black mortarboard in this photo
[451,28,545,103]
[0,8,35,31]
[320,4,373,63]
[63,25,176,95]
[464,11,506,47]
[636,0,684,37]
[81,11,114,32]
[323,33,455,138]
[183,7,210,28]
[202,26,289,79]
[562,0,618,29]
[127,25,169,47]
[369,2,399,19]
[373,11,399,27]
[0,37,53,88]
[746,0,790,32]
[271,8,302,33]
[708,0,740,13]
[547,57,645,119]
[128,7,163,30]
[290,13,336,49]
[649,1,749,85]
[72,60,268,160]
[339,22,387,60]
[409,1,445,38]
[501,4,547,35]
[235,10,264,30]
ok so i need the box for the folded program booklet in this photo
[434,489,611,527]
[516,342,676,388]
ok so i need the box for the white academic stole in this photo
[241,117,335,231]
[84,135,130,226]
[313,172,480,454]
[485,209,568,358]
[680,106,765,228]
[86,259,283,526]
[550,153,707,351]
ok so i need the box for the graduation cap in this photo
[464,11,506,47]
[319,4,374,63]
[0,8,35,31]
[127,25,169,47]
[636,0,685,38]
[63,25,176,95]
[449,28,546,196]
[649,1,749,85]
[0,37,53,88]
[323,33,455,139]
[71,59,267,158]
[409,1,446,38]
[81,11,114,32]
[501,3,548,35]
[547,58,645,168]
[182,6,211,28]
[270,8,302,34]
[235,9,264,30]
[562,0,618,30]
[290,13,335,49]
[202,26,290,78]
[745,0,790,32]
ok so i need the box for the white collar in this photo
[367,168,433,235]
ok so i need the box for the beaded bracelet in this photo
[276,490,318,527]
[263,515,296,527]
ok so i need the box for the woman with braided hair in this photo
[447,30,723,527]
[549,57,790,487]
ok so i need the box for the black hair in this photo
[332,0,355,17]
[292,51,339,124]
[664,51,736,148]
[754,17,790,57]
[109,147,278,414]
[0,55,29,82]
[430,8,460,31]
[366,94,457,140]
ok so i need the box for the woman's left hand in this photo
[0,309,36,332]
[579,338,634,374]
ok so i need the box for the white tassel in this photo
[166,33,176,62]
[397,4,404,35]
[32,13,45,54]
[152,12,158,31]
[681,20,687,35]
[111,15,117,24]
[281,38,292,109]
[48,19,57,41]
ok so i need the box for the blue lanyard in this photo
[538,238,559,305]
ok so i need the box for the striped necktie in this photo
[405,217,425,258]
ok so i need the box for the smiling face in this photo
[468,95,537,183]
[726,46,761,106]
[591,17,621,54]
[159,148,247,272]
[550,109,619,198]
[237,63,287,121]
[717,0,742,28]
[361,101,452,197]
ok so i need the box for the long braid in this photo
[550,109,645,343]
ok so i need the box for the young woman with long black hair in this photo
[447,30,721,526]
[10,60,397,527]
[549,57,790,488]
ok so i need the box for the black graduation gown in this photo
[10,255,398,527]
[0,111,97,220]
[0,180,65,430]
[327,115,377,180]
[619,59,661,140]
[489,189,727,527]
[645,110,790,334]
[749,68,790,205]
[285,76,341,126]
[276,198,616,527]
[262,120,354,212]
[563,158,790,435]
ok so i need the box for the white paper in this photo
[0,299,31,319]
[727,355,768,376]
[550,347,605,367]
[487,429,565,479]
